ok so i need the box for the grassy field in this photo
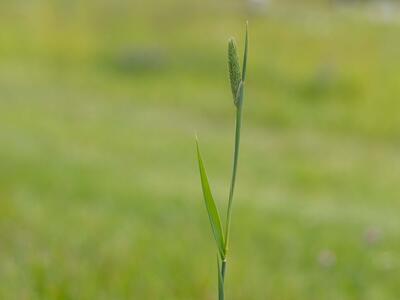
[1,0,400,299]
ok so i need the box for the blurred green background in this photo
[1,0,400,299]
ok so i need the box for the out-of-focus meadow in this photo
[1,0,400,299]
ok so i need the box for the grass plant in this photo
[196,22,248,300]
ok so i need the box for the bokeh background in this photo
[1,0,400,299]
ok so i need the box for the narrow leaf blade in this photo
[242,21,249,82]
[196,139,225,258]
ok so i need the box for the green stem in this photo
[217,256,226,300]
[224,22,247,254]
[224,104,243,253]
[221,259,227,300]
[221,259,227,281]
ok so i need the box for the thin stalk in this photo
[224,22,248,254]
[217,254,226,300]
[220,259,227,300]
[224,104,243,253]
[221,259,227,280]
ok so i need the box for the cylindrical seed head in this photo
[228,38,242,105]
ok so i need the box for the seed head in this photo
[228,38,242,105]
